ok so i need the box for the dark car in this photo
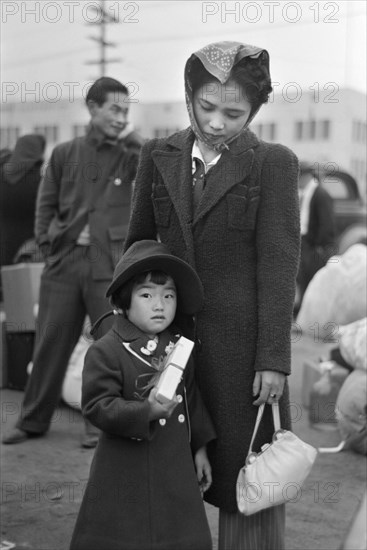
[302,164,367,255]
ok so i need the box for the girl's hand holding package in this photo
[147,387,178,420]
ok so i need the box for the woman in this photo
[125,41,300,549]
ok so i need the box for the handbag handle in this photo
[247,403,281,456]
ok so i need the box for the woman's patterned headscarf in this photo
[185,41,270,152]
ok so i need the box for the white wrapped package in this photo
[155,336,194,404]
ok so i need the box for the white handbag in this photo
[237,403,317,516]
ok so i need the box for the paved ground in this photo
[1,332,366,550]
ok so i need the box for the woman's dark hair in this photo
[86,77,128,106]
[190,52,272,112]
[111,270,174,311]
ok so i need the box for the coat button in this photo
[177,394,183,403]
[159,419,166,426]
[178,414,185,423]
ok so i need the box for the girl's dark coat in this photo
[69,316,215,550]
[125,127,300,512]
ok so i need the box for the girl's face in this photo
[126,275,177,337]
[193,78,252,146]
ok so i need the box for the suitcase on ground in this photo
[302,359,349,409]
[308,364,349,427]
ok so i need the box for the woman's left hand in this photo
[252,371,286,406]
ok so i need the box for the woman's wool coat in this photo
[69,316,215,550]
[125,127,301,512]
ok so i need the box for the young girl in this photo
[69,240,216,550]
[125,41,300,549]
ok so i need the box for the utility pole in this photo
[85,0,121,77]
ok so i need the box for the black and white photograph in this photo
[1,1,366,549]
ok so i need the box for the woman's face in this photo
[193,78,252,145]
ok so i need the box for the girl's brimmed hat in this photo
[106,240,204,315]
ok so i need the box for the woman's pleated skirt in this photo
[218,504,285,550]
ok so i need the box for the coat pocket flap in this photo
[227,195,249,231]
[152,196,172,227]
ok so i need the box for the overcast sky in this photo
[1,0,366,104]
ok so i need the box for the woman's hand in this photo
[147,387,178,420]
[194,446,212,495]
[252,371,285,406]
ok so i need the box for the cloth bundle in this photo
[297,244,367,339]
[339,317,367,372]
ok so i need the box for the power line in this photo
[2,47,92,70]
[85,0,121,77]
[2,7,364,70]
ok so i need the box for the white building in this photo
[1,87,366,196]
[252,87,366,194]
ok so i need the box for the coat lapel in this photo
[150,128,259,237]
[193,130,258,224]
[151,129,195,251]
[112,316,180,367]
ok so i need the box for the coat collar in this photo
[112,315,181,365]
[86,123,121,150]
[152,128,259,227]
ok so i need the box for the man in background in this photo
[3,77,140,448]
[295,161,336,313]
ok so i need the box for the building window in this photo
[319,120,330,140]
[268,123,276,141]
[352,120,366,143]
[309,120,316,140]
[352,159,367,185]
[33,125,59,142]
[352,120,358,141]
[256,124,263,139]
[295,121,303,140]
[295,119,329,141]
[352,120,361,142]
[0,127,20,149]
[251,123,276,141]
[153,128,180,138]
